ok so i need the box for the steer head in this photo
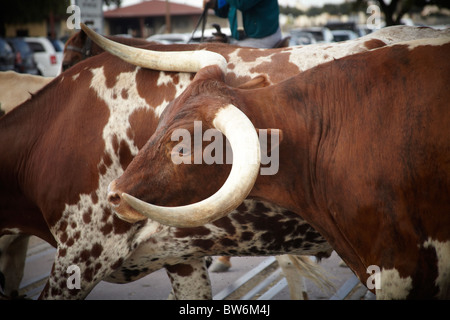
[108,65,263,226]
[81,24,268,227]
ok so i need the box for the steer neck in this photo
[0,97,48,190]
[235,80,320,214]
[0,82,59,244]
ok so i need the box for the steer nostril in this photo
[108,192,121,206]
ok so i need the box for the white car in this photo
[147,33,191,44]
[147,28,231,44]
[24,37,61,77]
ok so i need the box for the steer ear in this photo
[237,75,270,89]
[193,65,225,82]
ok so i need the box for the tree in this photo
[355,0,450,26]
[104,0,122,8]
[279,5,304,17]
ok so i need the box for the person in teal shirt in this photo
[203,0,282,48]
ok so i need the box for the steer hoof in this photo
[209,257,232,273]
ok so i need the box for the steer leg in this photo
[39,247,98,299]
[39,243,128,299]
[165,258,212,299]
[209,256,232,272]
[277,255,335,299]
[276,255,308,300]
[0,234,30,298]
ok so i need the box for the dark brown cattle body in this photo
[110,39,450,299]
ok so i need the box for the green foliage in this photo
[104,0,122,8]
[279,6,304,16]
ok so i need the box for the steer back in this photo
[108,37,450,299]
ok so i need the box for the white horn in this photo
[80,23,227,73]
[122,104,260,227]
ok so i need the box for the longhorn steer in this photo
[1,26,447,299]
[0,72,54,297]
[108,37,450,299]
[0,37,331,299]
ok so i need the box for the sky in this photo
[118,0,346,9]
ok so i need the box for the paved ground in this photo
[18,236,375,300]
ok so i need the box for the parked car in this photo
[147,28,231,44]
[289,31,317,46]
[6,38,39,74]
[331,30,359,42]
[290,27,334,43]
[147,33,191,44]
[48,38,64,69]
[0,38,15,71]
[24,37,61,77]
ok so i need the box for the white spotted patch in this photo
[90,66,143,160]
[363,25,450,44]
[424,238,450,299]
[46,66,156,298]
[288,26,450,72]
[227,48,275,80]
[376,268,413,300]
[107,199,333,287]
[45,66,197,298]
[153,71,193,118]
[288,37,375,72]
[403,36,450,51]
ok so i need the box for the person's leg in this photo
[235,27,282,49]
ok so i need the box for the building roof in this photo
[104,0,203,18]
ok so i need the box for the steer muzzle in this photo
[107,181,147,223]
